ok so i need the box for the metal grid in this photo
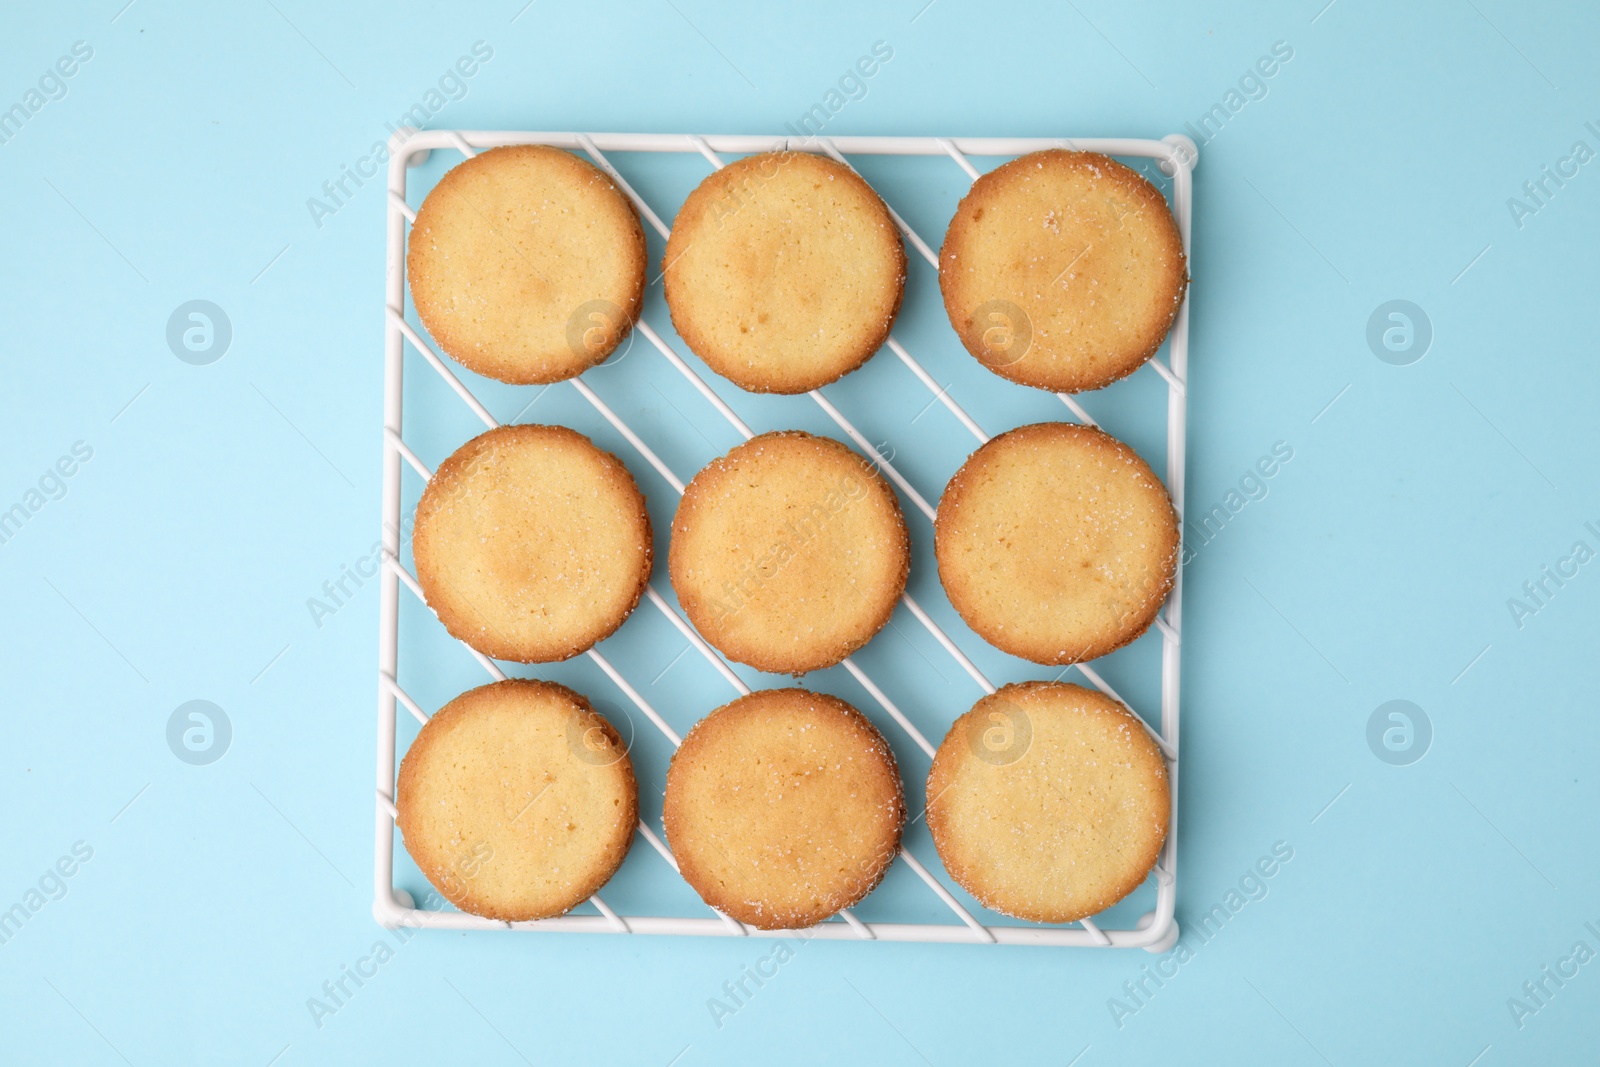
[373,130,1196,950]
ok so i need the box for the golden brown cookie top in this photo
[412,424,653,663]
[663,151,906,394]
[664,688,905,929]
[927,682,1169,924]
[935,422,1178,665]
[940,149,1187,393]
[408,145,647,384]
[396,679,638,922]
[669,431,909,675]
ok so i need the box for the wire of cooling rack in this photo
[374,130,1195,950]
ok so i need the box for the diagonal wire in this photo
[1449,382,1556,489]
[1242,576,1350,683]
[1242,977,1334,1065]
[1463,0,1558,89]
[44,979,133,1065]
[1449,780,1557,889]
[1062,1,1155,87]
[662,0,756,88]
[252,782,357,889]
[443,977,535,1064]
[263,0,357,87]
[843,978,936,1065]
[251,383,357,488]
[1241,175,1349,283]
[42,577,148,682]
[43,178,148,282]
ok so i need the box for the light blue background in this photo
[2,1,1596,1064]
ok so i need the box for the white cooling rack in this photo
[373,129,1196,950]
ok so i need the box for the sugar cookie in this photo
[408,145,647,384]
[935,422,1177,665]
[396,679,638,921]
[663,151,906,393]
[926,682,1169,923]
[669,431,908,674]
[412,424,652,663]
[940,149,1187,392]
[664,688,904,929]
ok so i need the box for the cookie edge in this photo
[925,681,1170,924]
[395,678,641,922]
[668,430,911,675]
[663,688,906,929]
[938,149,1188,394]
[933,421,1179,666]
[663,151,908,395]
[407,144,648,385]
[412,423,654,664]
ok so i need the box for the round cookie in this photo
[669,431,909,674]
[935,422,1177,665]
[412,424,653,663]
[663,151,906,394]
[407,144,647,384]
[664,688,904,929]
[939,149,1187,393]
[396,679,638,921]
[926,682,1170,924]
